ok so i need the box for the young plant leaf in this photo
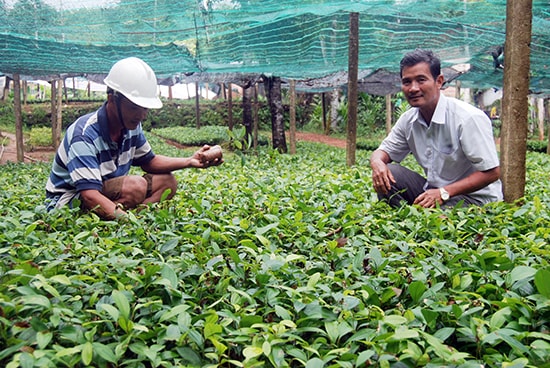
[534,268,550,298]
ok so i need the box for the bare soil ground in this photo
[0,131,346,165]
[0,132,56,165]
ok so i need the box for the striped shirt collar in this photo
[97,102,129,144]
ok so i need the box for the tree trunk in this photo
[346,12,359,167]
[13,74,24,162]
[322,92,328,134]
[289,79,297,154]
[500,0,532,203]
[242,82,253,144]
[2,76,11,101]
[265,76,287,153]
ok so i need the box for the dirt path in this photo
[291,131,346,149]
[0,130,347,165]
[0,132,56,165]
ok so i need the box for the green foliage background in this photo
[1,135,549,367]
[4,96,547,153]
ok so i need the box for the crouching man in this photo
[46,57,222,219]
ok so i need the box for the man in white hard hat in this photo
[46,57,222,220]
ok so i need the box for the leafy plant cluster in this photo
[152,125,232,146]
[15,102,103,130]
[27,127,53,148]
[304,92,402,139]
[526,139,548,153]
[151,125,269,149]
[1,135,550,368]
[143,100,312,133]
[3,97,312,137]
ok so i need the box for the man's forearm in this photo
[443,167,500,197]
[370,149,391,167]
[81,189,126,220]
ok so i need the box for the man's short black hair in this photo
[400,49,441,80]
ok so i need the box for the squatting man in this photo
[46,57,223,220]
[370,49,502,208]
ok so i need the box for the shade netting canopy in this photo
[1,0,549,94]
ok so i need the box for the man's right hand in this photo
[370,150,395,195]
[80,189,125,220]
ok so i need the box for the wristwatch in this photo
[440,187,450,202]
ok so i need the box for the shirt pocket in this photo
[433,144,468,181]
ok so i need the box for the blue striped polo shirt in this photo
[45,102,155,209]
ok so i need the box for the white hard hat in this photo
[104,57,163,109]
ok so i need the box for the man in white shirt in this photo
[370,49,502,208]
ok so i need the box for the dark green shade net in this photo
[1,0,548,93]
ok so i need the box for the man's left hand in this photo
[192,145,224,168]
[413,189,442,208]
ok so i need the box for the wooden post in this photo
[455,80,461,99]
[51,80,57,147]
[500,0,532,203]
[227,83,234,131]
[329,89,340,133]
[55,79,63,149]
[22,80,27,105]
[385,94,392,134]
[63,78,68,103]
[242,83,253,141]
[289,79,297,154]
[195,83,200,129]
[322,92,328,133]
[547,100,550,154]
[13,74,24,162]
[536,98,544,141]
[346,12,359,167]
[253,83,259,150]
